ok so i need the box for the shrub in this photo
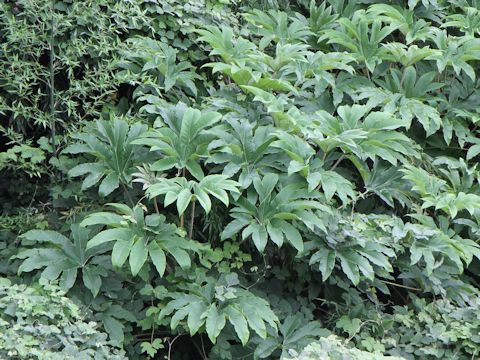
[0,278,126,359]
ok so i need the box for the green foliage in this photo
[81,203,194,276]
[65,119,148,197]
[286,336,405,360]
[382,297,480,359]
[0,279,126,359]
[16,225,108,296]
[156,273,278,345]
[338,295,480,360]
[2,0,480,359]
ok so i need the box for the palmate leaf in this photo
[309,246,381,285]
[402,165,480,218]
[16,226,107,295]
[196,26,256,63]
[405,221,480,276]
[307,170,355,204]
[146,175,240,215]
[64,119,147,197]
[244,9,312,46]
[429,28,480,81]
[320,13,395,72]
[367,4,431,43]
[354,83,443,137]
[222,178,327,252]
[308,214,399,285]
[81,204,193,277]
[443,7,480,36]
[134,105,222,176]
[382,42,440,67]
[352,159,412,207]
[118,37,200,97]
[158,275,279,345]
[208,118,277,188]
[314,105,419,166]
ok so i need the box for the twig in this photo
[50,0,56,153]
[331,154,345,171]
[167,334,183,360]
[379,279,421,292]
[189,201,196,239]
[121,183,135,207]
[345,319,378,344]
[200,335,207,360]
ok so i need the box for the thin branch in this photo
[345,319,378,344]
[189,201,196,239]
[167,334,183,360]
[379,279,421,292]
[50,0,56,152]
[180,168,186,227]
[200,335,207,360]
[331,154,345,171]
[121,183,135,207]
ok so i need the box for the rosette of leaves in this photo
[133,103,222,180]
[15,225,108,296]
[221,173,329,252]
[154,273,279,345]
[307,213,403,286]
[64,118,148,197]
[81,203,194,277]
[312,105,419,166]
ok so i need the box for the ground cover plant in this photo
[1,0,480,359]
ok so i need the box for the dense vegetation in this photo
[1,0,480,358]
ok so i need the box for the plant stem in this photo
[167,334,182,360]
[180,167,186,227]
[189,201,196,239]
[121,183,134,206]
[331,154,345,171]
[379,279,421,291]
[192,338,207,360]
[50,0,56,152]
[153,197,159,214]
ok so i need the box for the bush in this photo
[0,278,126,359]
[286,336,405,360]
[1,0,480,359]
